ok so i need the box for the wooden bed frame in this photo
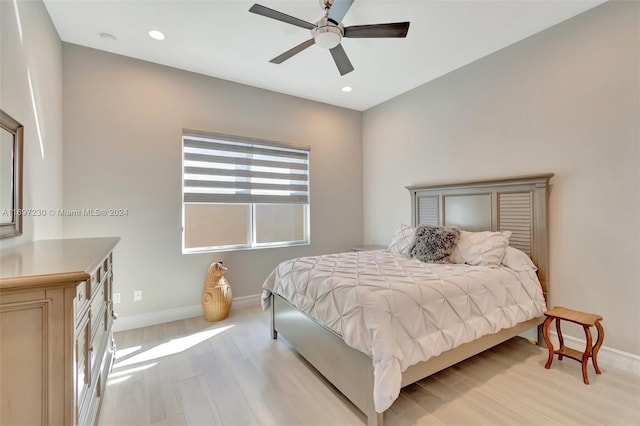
[270,174,553,426]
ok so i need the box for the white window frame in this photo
[182,130,310,254]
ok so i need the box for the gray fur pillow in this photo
[410,225,460,264]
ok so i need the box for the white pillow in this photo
[501,246,537,271]
[388,224,416,257]
[450,230,512,267]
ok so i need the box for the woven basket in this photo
[202,262,232,322]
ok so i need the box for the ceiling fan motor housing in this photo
[312,17,344,49]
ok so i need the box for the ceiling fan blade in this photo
[328,0,354,23]
[270,39,316,64]
[249,4,316,30]
[329,44,354,76]
[344,22,410,38]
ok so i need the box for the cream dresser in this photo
[0,237,119,426]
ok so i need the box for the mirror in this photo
[0,110,24,238]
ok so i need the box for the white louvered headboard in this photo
[407,173,553,299]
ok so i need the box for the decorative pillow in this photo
[388,224,416,257]
[409,225,460,264]
[450,230,512,267]
[501,246,537,271]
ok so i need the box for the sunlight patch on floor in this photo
[114,324,235,368]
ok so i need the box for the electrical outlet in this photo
[133,290,142,302]
[113,292,121,304]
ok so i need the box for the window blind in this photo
[183,132,309,204]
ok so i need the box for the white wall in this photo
[363,1,639,355]
[0,0,63,249]
[61,44,363,326]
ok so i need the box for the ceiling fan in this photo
[249,0,410,76]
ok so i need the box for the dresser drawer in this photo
[75,312,91,421]
[99,336,115,399]
[78,371,99,426]
[88,269,100,299]
[91,304,108,359]
[75,280,89,317]
[101,253,112,277]
[90,281,104,321]
[103,271,112,305]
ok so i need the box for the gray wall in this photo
[62,44,363,324]
[363,1,639,354]
[0,0,63,250]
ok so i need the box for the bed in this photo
[262,174,553,426]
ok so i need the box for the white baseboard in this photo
[113,293,261,332]
[548,331,640,376]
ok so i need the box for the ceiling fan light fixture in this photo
[312,17,343,49]
[314,31,341,49]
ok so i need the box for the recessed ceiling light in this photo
[148,30,165,41]
[341,86,352,92]
[100,32,117,42]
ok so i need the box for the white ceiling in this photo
[43,0,605,111]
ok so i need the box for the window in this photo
[182,131,310,253]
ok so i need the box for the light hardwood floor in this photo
[99,305,640,426]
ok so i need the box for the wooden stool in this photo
[542,306,604,384]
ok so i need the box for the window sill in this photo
[182,240,310,255]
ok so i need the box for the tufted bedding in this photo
[262,249,546,413]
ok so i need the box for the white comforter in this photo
[262,249,546,413]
